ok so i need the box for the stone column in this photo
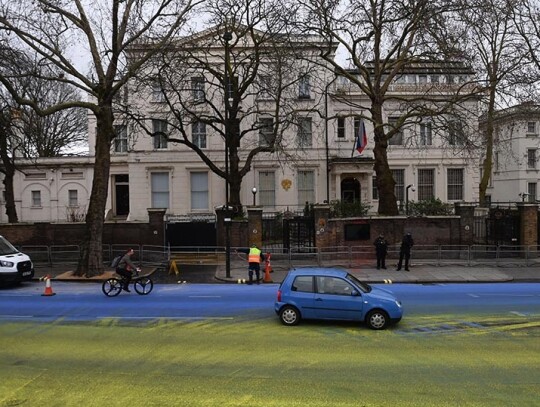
[147,209,166,246]
[517,203,538,249]
[247,207,263,248]
[313,204,331,249]
[454,203,475,246]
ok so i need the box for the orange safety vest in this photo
[248,247,262,263]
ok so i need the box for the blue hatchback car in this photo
[275,268,403,330]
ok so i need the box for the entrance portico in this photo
[329,157,375,204]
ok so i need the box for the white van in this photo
[0,235,34,284]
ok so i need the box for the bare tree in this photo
[129,0,331,212]
[455,0,528,206]
[292,0,481,215]
[22,81,87,157]
[0,0,198,276]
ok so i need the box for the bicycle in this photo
[101,268,154,297]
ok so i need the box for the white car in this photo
[0,235,34,285]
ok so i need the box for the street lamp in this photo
[252,187,257,206]
[405,184,415,216]
[223,29,232,278]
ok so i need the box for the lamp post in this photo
[223,29,232,278]
[252,187,257,206]
[405,184,415,216]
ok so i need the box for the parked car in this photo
[0,235,34,285]
[275,268,403,330]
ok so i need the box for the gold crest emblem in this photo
[281,179,292,191]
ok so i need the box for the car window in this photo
[292,276,314,293]
[316,276,355,296]
[346,273,371,293]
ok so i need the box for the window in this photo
[151,172,169,209]
[68,190,78,207]
[527,122,537,135]
[152,119,168,149]
[298,74,311,99]
[292,276,314,293]
[387,117,403,145]
[151,81,166,102]
[192,121,206,149]
[114,125,128,153]
[392,169,404,203]
[297,117,312,148]
[528,149,537,169]
[298,170,315,205]
[353,116,362,140]
[431,75,439,84]
[190,172,208,210]
[316,276,354,296]
[418,74,427,84]
[31,190,41,207]
[259,171,275,207]
[528,182,537,202]
[257,75,273,100]
[337,117,345,139]
[447,168,464,200]
[418,169,435,201]
[449,121,464,146]
[259,118,274,146]
[191,77,205,102]
[372,176,378,200]
[420,121,432,145]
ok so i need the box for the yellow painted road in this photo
[1,314,539,406]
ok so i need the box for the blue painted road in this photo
[0,282,539,322]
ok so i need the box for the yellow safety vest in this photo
[248,247,262,263]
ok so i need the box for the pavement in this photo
[32,258,540,285]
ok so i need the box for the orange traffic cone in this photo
[41,275,56,296]
[263,253,273,283]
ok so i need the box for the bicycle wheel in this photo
[134,277,153,295]
[102,278,122,297]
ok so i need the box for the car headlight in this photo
[0,260,15,268]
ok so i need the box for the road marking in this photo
[97,316,233,320]
[510,311,528,317]
[468,294,480,298]
[188,295,222,298]
[0,315,34,318]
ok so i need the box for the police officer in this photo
[373,234,388,270]
[397,232,414,271]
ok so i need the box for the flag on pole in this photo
[352,119,368,156]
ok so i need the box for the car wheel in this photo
[366,309,389,330]
[280,305,300,326]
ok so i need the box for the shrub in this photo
[329,200,371,218]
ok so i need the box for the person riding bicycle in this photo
[116,248,140,292]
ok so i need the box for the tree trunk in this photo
[0,132,18,223]
[2,167,18,223]
[74,106,113,277]
[479,85,497,207]
[371,107,399,216]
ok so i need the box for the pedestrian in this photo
[396,232,414,271]
[116,248,140,292]
[236,244,265,284]
[373,233,388,270]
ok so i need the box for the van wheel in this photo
[366,309,389,330]
[280,305,300,326]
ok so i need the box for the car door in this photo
[288,275,318,319]
[313,276,364,321]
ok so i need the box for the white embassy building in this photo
[1,27,485,224]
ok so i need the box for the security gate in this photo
[486,208,520,246]
[283,216,315,252]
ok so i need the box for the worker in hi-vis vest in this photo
[236,244,265,284]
